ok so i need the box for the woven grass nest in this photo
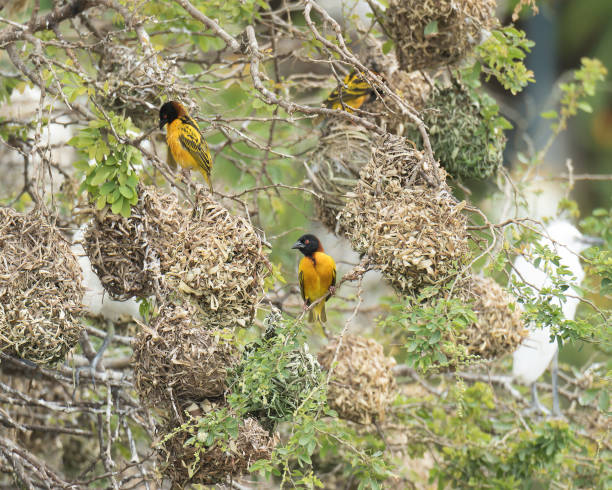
[405,81,506,180]
[384,0,498,71]
[133,301,238,409]
[0,208,83,364]
[85,185,268,328]
[97,44,189,128]
[450,275,526,366]
[338,135,470,295]
[159,416,274,487]
[318,335,396,424]
[308,70,432,234]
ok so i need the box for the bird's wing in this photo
[178,116,212,174]
[298,269,307,303]
[324,71,372,108]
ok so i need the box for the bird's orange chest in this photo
[299,252,335,301]
[166,119,198,170]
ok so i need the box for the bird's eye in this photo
[305,239,309,244]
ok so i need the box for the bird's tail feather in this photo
[309,302,326,324]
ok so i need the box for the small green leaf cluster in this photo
[379,286,478,372]
[227,314,326,426]
[475,25,535,95]
[70,113,141,217]
[542,57,607,133]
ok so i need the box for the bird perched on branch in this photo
[159,101,213,192]
[324,69,381,112]
[292,234,336,324]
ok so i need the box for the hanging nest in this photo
[307,121,374,234]
[83,186,176,300]
[85,186,268,328]
[451,275,526,365]
[318,335,396,424]
[158,416,274,487]
[0,208,83,365]
[405,81,506,180]
[383,0,498,71]
[158,195,269,329]
[96,44,190,128]
[338,135,470,295]
[228,314,324,427]
[132,301,238,409]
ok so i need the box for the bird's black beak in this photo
[291,241,302,250]
[159,118,167,130]
[579,235,605,247]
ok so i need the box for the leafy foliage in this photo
[475,25,535,94]
[227,315,326,425]
[380,287,478,372]
[70,113,141,217]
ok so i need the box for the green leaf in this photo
[382,39,394,54]
[541,110,558,119]
[111,197,124,214]
[424,21,438,36]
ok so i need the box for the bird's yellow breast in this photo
[299,252,336,303]
[167,119,199,171]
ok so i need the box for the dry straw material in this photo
[339,135,470,295]
[159,416,274,486]
[318,335,396,424]
[85,186,268,328]
[0,208,83,364]
[454,275,526,363]
[132,301,238,409]
[309,70,432,234]
[384,0,498,71]
[159,195,268,329]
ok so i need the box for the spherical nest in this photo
[228,318,324,426]
[338,135,470,295]
[405,81,506,180]
[451,275,526,365]
[318,335,397,424]
[159,416,274,486]
[158,194,269,329]
[85,185,268,328]
[307,121,374,234]
[96,44,189,128]
[0,208,84,364]
[133,301,238,409]
[83,187,168,300]
[384,0,498,71]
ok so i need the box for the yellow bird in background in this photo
[159,101,213,192]
[324,70,380,112]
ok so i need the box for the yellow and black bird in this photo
[292,234,336,324]
[324,69,379,112]
[159,101,213,192]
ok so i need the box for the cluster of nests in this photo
[81,185,274,485]
[305,0,524,372]
[0,188,273,485]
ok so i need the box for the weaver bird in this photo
[159,101,213,192]
[292,234,336,324]
[512,220,603,416]
[324,69,379,112]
